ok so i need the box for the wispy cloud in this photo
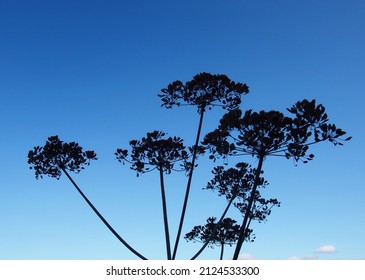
[288,245,337,260]
[288,256,301,260]
[288,255,318,260]
[314,245,337,253]
[238,253,257,260]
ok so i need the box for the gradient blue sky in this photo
[0,0,364,260]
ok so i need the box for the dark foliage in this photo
[205,162,280,222]
[28,135,97,179]
[206,162,266,200]
[115,130,202,176]
[159,72,249,113]
[203,99,351,163]
[234,197,280,223]
[185,217,248,248]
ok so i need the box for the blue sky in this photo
[0,0,364,260]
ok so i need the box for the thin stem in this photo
[220,243,224,260]
[232,155,264,260]
[243,213,254,243]
[61,168,147,260]
[159,163,172,260]
[172,107,205,259]
[190,194,235,260]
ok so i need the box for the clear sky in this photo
[0,0,364,260]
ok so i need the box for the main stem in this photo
[220,243,225,260]
[61,168,147,260]
[232,155,264,260]
[158,164,172,260]
[172,108,205,259]
[190,194,235,260]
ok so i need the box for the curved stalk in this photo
[61,168,147,260]
[172,108,205,259]
[158,163,172,260]
[232,155,264,260]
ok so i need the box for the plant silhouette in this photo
[115,130,197,259]
[159,72,249,259]
[202,99,351,259]
[190,161,279,260]
[28,74,350,260]
[28,136,147,260]
[206,163,280,235]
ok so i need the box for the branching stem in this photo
[172,107,205,259]
[232,155,264,260]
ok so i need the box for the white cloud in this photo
[314,245,337,253]
[238,253,257,260]
[287,245,337,260]
[303,255,318,260]
[288,255,318,260]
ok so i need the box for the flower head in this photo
[203,99,350,163]
[185,217,247,247]
[206,162,267,200]
[115,131,198,176]
[205,162,279,223]
[28,136,97,179]
[159,72,249,113]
